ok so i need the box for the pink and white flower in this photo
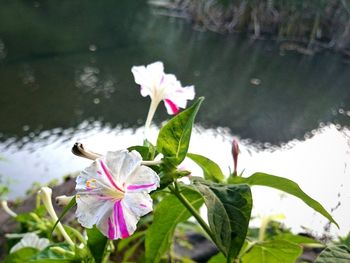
[132,62,195,138]
[132,61,195,115]
[75,150,160,239]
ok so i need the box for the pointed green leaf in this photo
[241,240,302,263]
[157,97,204,165]
[230,172,338,227]
[314,245,350,263]
[272,233,322,246]
[145,187,203,263]
[3,248,39,263]
[187,153,225,183]
[193,179,252,261]
[51,196,76,237]
[128,145,151,160]
[86,226,108,263]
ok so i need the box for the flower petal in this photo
[164,85,195,114]
[76,194,114,229]
[131,61,164,99]
[125,165,160,193]
[164,98,180,115]
[123,191,153,217]
[96,199,139,239]
[105,150,142,185]
[76,161,115,192]
[10,233,49,253]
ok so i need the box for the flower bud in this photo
[38,187,74,246]
[232,139,240,175]
[1,200,17,217]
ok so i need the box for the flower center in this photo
[104,187,124,200]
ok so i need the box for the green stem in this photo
[169,181,225,253]
[102,240,113,263]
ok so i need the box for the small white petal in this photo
[10,233,49,253]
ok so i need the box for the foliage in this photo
[314,245,350,263]
[2,66,341,263]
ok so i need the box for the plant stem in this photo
[102,240,113,263]
[169,181,224,253]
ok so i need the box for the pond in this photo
[1,0,350,237]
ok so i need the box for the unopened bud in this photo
[49,246,75,257]
[1,200,17,217]
[232,139,240,175]
[38,187,74,246]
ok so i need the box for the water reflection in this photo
[75,65,116,99]
[0,39,6,60]
[0,123,349,237]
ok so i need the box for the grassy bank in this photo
[150,0,350,55]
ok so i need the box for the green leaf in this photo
[314,245,350,263]
[145,186,203,263]
[51,196,76,237]
[230,172,338,227]
[272,233,322,246]
[208,252,226,263]
[117,230,145,251]
[29,243,77,262]
[193,179,252,261]
[3,248,39,263]
[157,97,204,165]
[86,225,108,263]
[187,153,225,183]
[122,237,144,262]
[128,145,151,159]
[128,144,157,161]
[241,240,302,263]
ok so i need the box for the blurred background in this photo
[0,0,350,237]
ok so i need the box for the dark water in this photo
[1,0,350,145]
[1,0,350,235]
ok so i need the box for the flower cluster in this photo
[74,62,194,239]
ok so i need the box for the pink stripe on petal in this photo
[164,99,179,115]
[140,203,148,208]
[108,217,115,239]
[127,183,155,191]
[99,160,124,192]
[159,74,165,85]
[115,201,129,239]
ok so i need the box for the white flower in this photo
[132,61,195,115]
[10,233,49,253]
[75,150,160,240]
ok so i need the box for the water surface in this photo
[1,0,350,236]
